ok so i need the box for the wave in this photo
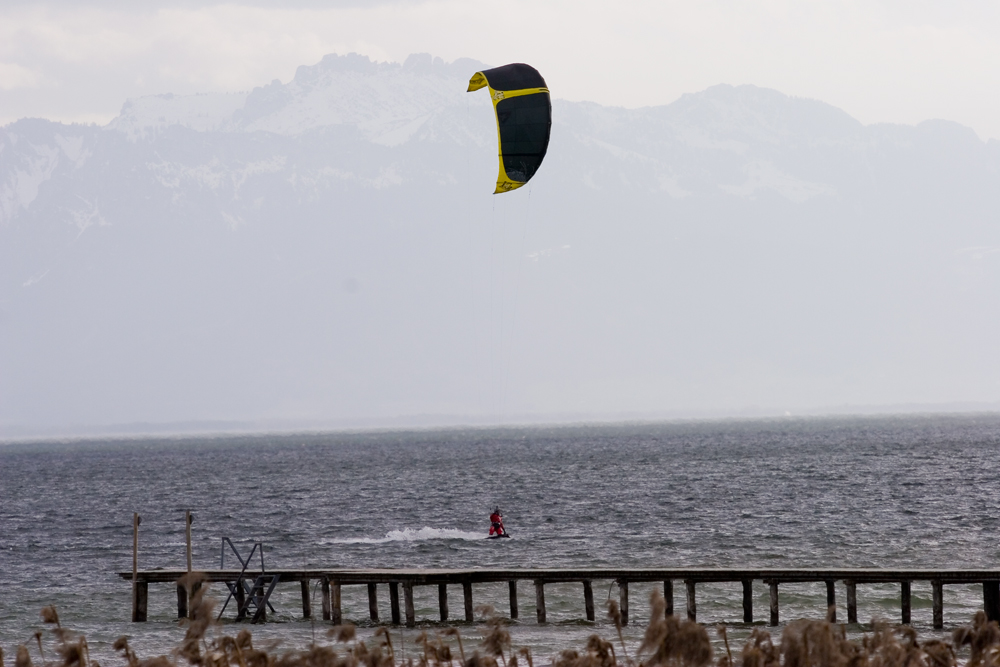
[325,527,485,545]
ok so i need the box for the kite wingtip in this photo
[467,72,488,92]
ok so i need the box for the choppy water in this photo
[3,415,1000,661]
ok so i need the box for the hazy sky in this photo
[3,0,1000,139]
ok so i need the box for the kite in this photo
[468,64,551,194]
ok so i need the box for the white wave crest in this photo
[326,527,484,545]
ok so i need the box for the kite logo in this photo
[493,91,506,101]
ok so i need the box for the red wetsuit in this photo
[489,512,504,536]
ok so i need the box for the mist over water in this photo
[3,414,1000,658]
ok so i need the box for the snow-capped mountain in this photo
[107,53,487,142]
[3,53,1000,435]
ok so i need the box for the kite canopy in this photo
[468,64,551,194]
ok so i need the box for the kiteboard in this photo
[487,533,511,540]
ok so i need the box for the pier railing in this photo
[119,567,1000,629]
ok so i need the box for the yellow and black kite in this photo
[468,64,551,194]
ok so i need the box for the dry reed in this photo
[11,580,1000,667]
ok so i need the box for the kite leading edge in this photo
[468,64,552,194]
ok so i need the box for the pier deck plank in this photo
[118,567,1000,585]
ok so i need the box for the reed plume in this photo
[442,628,464,665]
[178,573,214,665]
[739,628,778,667]
[716,626,732,667]
[375,628,395,663]
[476,606,511,667]
[636,589,711,667]
[606,601,631,666]
[329,626,357,644]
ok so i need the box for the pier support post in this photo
[301,580,312,619]
[984,581,1000,622]
[846,581,857,624]
[177,584,187,618]
[404,582,415,628]
[332,581,342,625]
[619,580,629,626]
[190,580,201,619]
[133,581,148,622]
[685,580,696,622]
[768,581,779,627]
[664,580,674,616]
[390,582,401,625]
[185,510,193,573]
[901,581,911,625]
[464,582,474,622]
[535,580,546,624]
[235,581,247,620]
[131,513,143,622]
[177,583,188,619]
[932,581,943,629]
[826,580,836,622]
[439,584,448,621]
[322,577,331,621]
[742,580,753,623]
[368,583,380,622]
[583,580,595,621]
[509,581,518,619]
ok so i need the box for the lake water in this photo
[3,414,1000,661]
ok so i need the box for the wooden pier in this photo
[119,567,1000,629]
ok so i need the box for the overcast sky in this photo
[3,0,1000,138]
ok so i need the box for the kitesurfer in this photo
[489,507,506,537]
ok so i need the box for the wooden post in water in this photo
[984,581,1000,622]
[403,582,415,627]
[685,580,696,622]
[368,583,380,622]
[742,579,753,623]
[846,581,857,623]
[664,580,674,616]
[135,581,148,623]
[235,581,247,620]
[439,583,448,621]
[619,579,629,626]
[301,580,312,619]
[535,580,546,623]
[177,583,187,619]
[509,580,518,619]
[583,580,595,621]
[178,510,192,619]
[185,511,193,572]
[768,581,779,627]
[390,582,401,625]
[901,581,911,625]
[932,581,944,629]
[131,513,146,622]
[463,581,474,622]
[826,580,836,622]
[332,581,342,625]
[322,577,331,621]
[190,579,202,620]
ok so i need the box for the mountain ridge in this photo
[3,53,1000,433]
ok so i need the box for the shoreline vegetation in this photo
[9,574,999,667]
